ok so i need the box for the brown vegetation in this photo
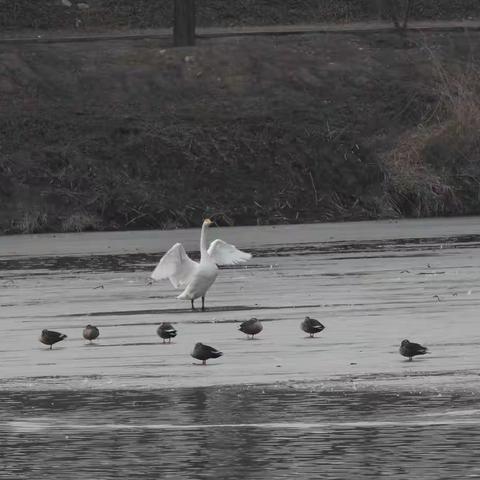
[0,29,479,233]
[384,55,480,217]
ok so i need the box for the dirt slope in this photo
[0,30,478,232]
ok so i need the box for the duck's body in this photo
[83,325,100,342]
[151,219,251,311]
[157,322,177,343]
[399,339,428,361]
[40,329,67,350]
[239,318,263,339]
[191,342,223,365]
[301,316,325,337]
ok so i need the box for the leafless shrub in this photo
[61,213,101,232]
[11,211,49,234]
[384,58,480,216]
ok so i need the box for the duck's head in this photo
[401,339,410,346]
[203,218,213,227]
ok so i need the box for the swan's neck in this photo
[200,223,209,259]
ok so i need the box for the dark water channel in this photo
[2,387,480,479]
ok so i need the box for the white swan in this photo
[151,219,251,310]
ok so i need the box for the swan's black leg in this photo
[50,345,52,350]
[191,299,195,311]
[201,296,205,312]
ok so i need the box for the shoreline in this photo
[2,216,480,258]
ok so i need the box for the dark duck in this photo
[157,322,177,343]
[191,342,223,365]
[239,318,263,339]
[301,316,325,338]
[40,329,67,350]
[399,339,429,361]
[83,325,100,342]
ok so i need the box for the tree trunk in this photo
[174,0,196,47]
[376,0,384,20]
[384,0,414,33]
[402,0,414,30]
[385,0,401,29]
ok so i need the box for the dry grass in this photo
[61,213,101,233]
[10,211,49,234]
[384,58,480,216]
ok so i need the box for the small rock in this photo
[61,0,72,6]
[184,55,194,63]
[77,2,90,9]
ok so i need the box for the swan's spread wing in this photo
[151,243,198,288]
[207,239,252,265]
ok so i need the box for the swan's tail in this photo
[177,290,191,300]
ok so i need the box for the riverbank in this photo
[1,27,479,233]
[2,216,480,258]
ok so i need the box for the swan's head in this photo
[203,218,213,227]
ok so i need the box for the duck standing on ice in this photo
[301,316,325,338]
[191,342,223,365]
[399,339,429,361]
[239,318,263,339]
[40,329,67,350]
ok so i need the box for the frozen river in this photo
[1,217,480,478]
